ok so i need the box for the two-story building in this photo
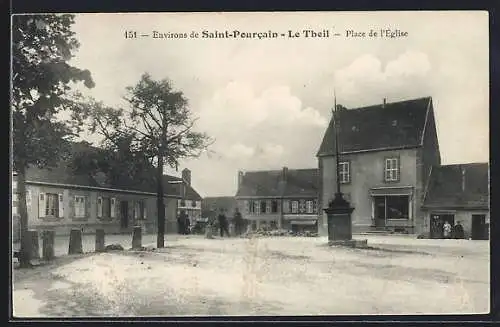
[163,168,203,231]
[235,167,320,233]
[317,96,441,235]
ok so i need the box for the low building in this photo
[235,167,320,232]
[11,142,187,237]
[422,162,489,239]
[202,196,238,219]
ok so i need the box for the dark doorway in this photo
[471,214,487,240]
[430,213,455,239]
[120,201,129,229]
[373,196,386,228]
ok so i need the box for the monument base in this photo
[328,239,368,248]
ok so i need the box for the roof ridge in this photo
[345,96,432,111]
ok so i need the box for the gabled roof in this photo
[25,141,200,198]
[423,163,489,210]
[236,168,318,198]
[162,175,203,201]
[317,96,431,156]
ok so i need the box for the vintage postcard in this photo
[10,11,489,318]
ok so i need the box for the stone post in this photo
[42,230,55,261]
[68,229,83,255]
[324,192,355,242]
[95,229,105,252]
[132,226,142,249]
[28,230,40,259]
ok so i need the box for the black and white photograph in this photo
[10,11,490,317]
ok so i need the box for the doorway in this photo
[471,214,487,240]
[430,213,455,239]
[120,201,129,229]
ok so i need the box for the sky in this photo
[67,11,489,197]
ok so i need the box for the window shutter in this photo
[58,193,64,218]
[97,196,103,218]
[110,198,116,218]
[143,201,147,220]
[244,200,249,214]
[283,200,289,213]
[85,196,90,218]
[26,189,32,212]
[134,201,139,219]
[313,199,318,213]
[38,193,46,218]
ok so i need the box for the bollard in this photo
[132,226,142,249]
[42,230,55,261]
[95,229,105,252]
[68,229,83,255]
[27,230,40,259]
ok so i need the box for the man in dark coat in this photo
[178,210,187,235]
[234,208,243,236]
[218,208,230,237]
[453,221,465,239]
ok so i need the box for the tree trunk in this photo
[17,165,32,268]
[156,155,165,248]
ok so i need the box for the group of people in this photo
[442,220,465,239]
[208,208,247,238]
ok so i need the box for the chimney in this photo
[182,168,191,186]
[282,166,289,181]
[383,98,387,108]
[237,171,244,189]
[461,166,466,192]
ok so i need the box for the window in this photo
[265,200,272,213]
[45,193,59,217]
[339,161,350,184]
[192,200,197,207]
[373,195,409,220]
[252,200,259,214]
[12,193,18,216]
[103,197,112,217]
[74,196,86,218]
[134,200,146,220]
[260,201,267,213]
[271,200,278,213]
[180,200,186,207]
[306,200,314,213]
[385,157,400,182]
[291,201,299,213]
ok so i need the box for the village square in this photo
[11,12,489,317]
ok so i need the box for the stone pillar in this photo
[28,230,40,259]
[324,193,355,242]
[42,230,55,261]
[132,226,142,249]
[68,229,83,255]
[95,229,105,252]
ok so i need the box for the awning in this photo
[370,186,413,197]
[290,220,317,226]
[283,214,317,220]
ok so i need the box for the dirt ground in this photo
[12,235,490,317]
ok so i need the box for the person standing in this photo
[453,221,465,239]
[218,208,230,237]
[234,208,243,236]
[443,220,452,239]
[179,210,188,235]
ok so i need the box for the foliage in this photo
[12,14,94,170]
